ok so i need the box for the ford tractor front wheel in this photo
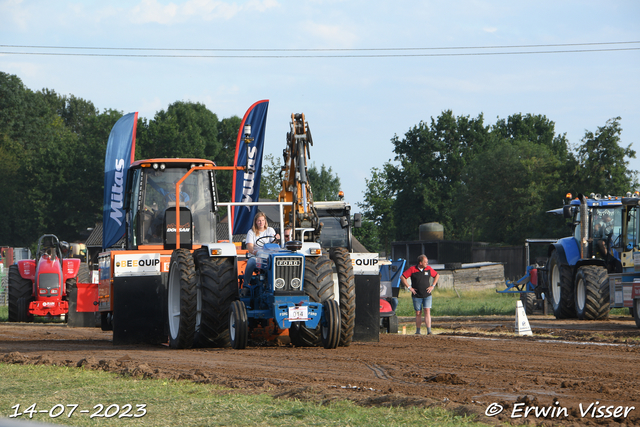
[321,299,340,349]
[229,300,248,349]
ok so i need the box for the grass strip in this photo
[0,363,488,427]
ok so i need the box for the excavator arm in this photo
[278,113,322,241]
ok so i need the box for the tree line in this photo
[353,111,637,254]
[0,72,341,247]
[1,72,635,252]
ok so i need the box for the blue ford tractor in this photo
[229,237,341,349]
[545,193,633,320]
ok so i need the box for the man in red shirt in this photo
[401,254,440,335]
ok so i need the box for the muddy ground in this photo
[1,315,639,426]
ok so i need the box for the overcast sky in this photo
[2,0,639,212]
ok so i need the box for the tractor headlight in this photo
[274,278,285,289]
[291,278,301,289]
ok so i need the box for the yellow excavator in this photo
[278,113,358,346]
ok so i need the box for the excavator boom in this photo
[278,113,321,241]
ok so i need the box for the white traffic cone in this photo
[515,300,532,336]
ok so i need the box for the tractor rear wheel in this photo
[17,297,31,322]
[321,299,340,349]
[330,248,355,347]
[575,266,609,320]
[289,254,334,347]
[8,265,33,323]
[547,250,575,319]
[167,249,198,349]
[387,314,399,334]
[101,312,113,331]
[520,292,536,315]
[634,299,640,329]
[195,250,237,348]
[229,300,248,349]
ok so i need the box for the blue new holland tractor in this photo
[545,193,633,320]
[229,237,341,349]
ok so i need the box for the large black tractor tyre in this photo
[229,300,248,350]
[194,250,237,348]
[290,254,335,347]
[8,265,33,323]
[574,266,609,320]
[547,251,576,319]
[329,248,356,347]
[634,299,640,329]
[17,297,31,323]
[101,312,113,331]
[321,299,340,349]
[520,292,536,316]
[387,314,399,334]
[167,249,198,349]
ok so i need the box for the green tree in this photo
[357,165,396,253]
[215,115,242,201]
[389,111,489,241]
[259,153,283,200]
[575,117,637,195]
[463,137,563,244]
[139,101,219,160]
[351,220,381,254]
[307,162,341,201]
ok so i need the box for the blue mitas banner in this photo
[232,100,269,235]
[103,112,137,250]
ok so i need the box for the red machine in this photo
[8,234,95,322]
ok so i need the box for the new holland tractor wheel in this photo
[321,299,340,349]
[290,254,335,347]
[167,248,198,349]
[574,266,609,320]
[329,248,356,347]
[194,249,237,348]
[229,300,248,350]
[520,292,536,315]
[8,265,33,323]
[547,250,576,319]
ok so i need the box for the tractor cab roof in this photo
[131,159,216,170]
[567,197,623,207]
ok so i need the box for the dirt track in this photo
[1,315,639,426]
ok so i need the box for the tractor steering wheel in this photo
[255,235,279,247]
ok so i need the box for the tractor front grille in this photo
[272,256,304,294]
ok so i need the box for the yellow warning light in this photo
[565,193,572,199]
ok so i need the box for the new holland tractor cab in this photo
[546,192,631,320]
[8,234,81,322]
[230,237,340,349]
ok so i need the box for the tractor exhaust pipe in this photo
[578,193,588,259]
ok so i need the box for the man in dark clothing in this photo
[401,254,440,335]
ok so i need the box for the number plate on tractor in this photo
[288,306,309,321]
